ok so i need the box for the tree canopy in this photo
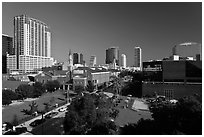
[63,93,119,135]
[120,95,202,135]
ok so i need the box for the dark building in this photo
[142,60,202,99]
[105,47,119,65]
[73,53,84,65]
[2,34,14,74]
[143,61,163,82]
[163,60,202,83]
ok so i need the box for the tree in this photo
[33,82,45,97]
[63,94,119,135]
[74,85,84,95]
[120,95,202,135]
[43,102,51,113]
[21,101,39,115]
[86,80,95,92]
[44,80,61,92]
[16,84,34,99]
[2,89,18,105]
[112,77,123,95]
[121,71,143,97]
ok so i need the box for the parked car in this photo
[15,127,27,134]
[45,111,58,119]
[29,119,46,127]
[4,127,27,135]
[58,107,67,112]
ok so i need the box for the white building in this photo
[89,55,96,67]
[67,49,73,71]
[121,54,127,68]
[7,15,53,74]
[134,47,142,70]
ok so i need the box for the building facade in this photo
[2,34,14,74]
[89,55,97,67]
[134,47,142,70]
[67,49,73,71]
[142,60,202,99]
[121,54,127,68]
[72,67,110,90]
[105,47,119,65]
[7,15,53,74]
[172,42,202,61]
[73,53,84,65]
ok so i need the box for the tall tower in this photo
[67,49,73,71]
[89,55,96,67]
[121,54,127,68]
[7,15,53,74]
[73,53,84,65]
[105,47,119,65]
[2,34,14,74]
[134,47,142,70]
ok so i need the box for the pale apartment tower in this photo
[67,49,73,71]
[134,47,142,70]
[121,54,127,68]
[7,15,53,74]
[89,55,96,67]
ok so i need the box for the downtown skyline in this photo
[2,2,202,66]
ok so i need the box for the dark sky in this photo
[2,2,202,66]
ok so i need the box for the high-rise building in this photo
[172,42,202,61]
[2,34,14,74]
[89,55,96,67]
[134,47,142,69]
[2,34,14,56]
[121,54,127,68]
[7,15,53,74]
[73,53,84,65]
[105,47,119,65]
[67,49,73,71]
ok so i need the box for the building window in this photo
[164,89,174,100]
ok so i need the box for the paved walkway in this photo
[131,99,149,111]
[16,103,70,133]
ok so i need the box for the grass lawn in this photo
[2,90,66,123]
[27,94,152,135]
[2,80,29,91]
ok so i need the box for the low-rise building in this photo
[72,67,110,90]
[28,71,52,84]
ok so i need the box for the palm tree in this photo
[112,76,123,95]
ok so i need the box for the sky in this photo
[2,2,202,66]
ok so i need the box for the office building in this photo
[7,15,53,74]
[172,42,202,60]
[89,55,96,67]
[142,60,202,99]
[105,47,119,65]
[121,54,127,68]
[67,49,73,71]
[134,47,142,70]
[73,53,84,65]
[2,34,14,74]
